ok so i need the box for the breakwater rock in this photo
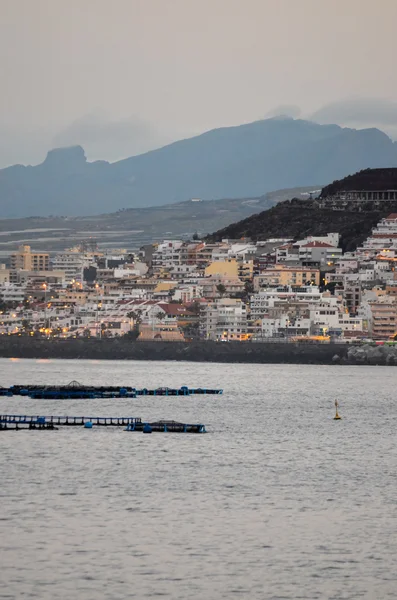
[346,344,397,365]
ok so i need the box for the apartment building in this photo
[253,266,320,291]
[200,298,248,341]
[370,299,397,339]
[250,286,326,321]
[51,249,98,284]
[152,241,184,272]
[10,246,49,271]
[298,241,342,265]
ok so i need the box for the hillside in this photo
[0,186,316,253]
[208,199,390,252]
[1,117,397,218]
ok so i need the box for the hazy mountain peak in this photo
[43,145,87,167]
[268,114,295,121]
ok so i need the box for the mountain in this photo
[1,117,397,218]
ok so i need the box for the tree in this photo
[189,301,201,315]
[181,321,200,340]
[216,284,226,297]
[126,309,143,336]
[155,311,164,323]
[126,311,135,331]
[21,319,31,332]
[244,280,254,295]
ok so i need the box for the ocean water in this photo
[0,358,397,600]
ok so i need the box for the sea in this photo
[0,359,396,600]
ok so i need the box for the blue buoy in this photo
[37,417,46,424]
[84,421,93,429]
[143,424,152,434]
[119,388,127,396]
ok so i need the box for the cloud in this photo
[264,105,302,119]
[310,98,397,139]
[52,112,171,161]
[0,126,52,168]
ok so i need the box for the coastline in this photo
[0,338,395,365]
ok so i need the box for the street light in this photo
[95,283,100,337]
[42,283,48,334]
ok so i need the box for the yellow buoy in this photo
[334,399,342,420]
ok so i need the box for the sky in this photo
[0,0,397,167]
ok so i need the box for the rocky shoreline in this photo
[0,338,395,365]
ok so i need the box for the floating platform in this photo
[0,388,13,397]
[5,382,223,399]
[0,421,58,431]
[0,414,142,427]
[0,414,206,433]
[125,420,206,433]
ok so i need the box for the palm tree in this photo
[126,311,135,331]
[126,309,143,335]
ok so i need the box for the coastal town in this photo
[2,174,397,345]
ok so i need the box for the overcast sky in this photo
[1,0,396,166]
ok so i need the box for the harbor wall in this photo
[0,337,349,364]
[0,337,396,365]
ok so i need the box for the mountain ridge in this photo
[1,117,397,218]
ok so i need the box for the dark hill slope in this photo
[1,117,397,217]
[321,167,397,196]
[208,200,391,251]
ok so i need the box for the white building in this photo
[152,241,184,272]
[200,298,248,341]
[51,251,92,284]
[250,286,325,321]
[357,214,397,256]
[173,284,203,303]
[298,241,342,264]
[259,315,311,338]
[0,283,26,304]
